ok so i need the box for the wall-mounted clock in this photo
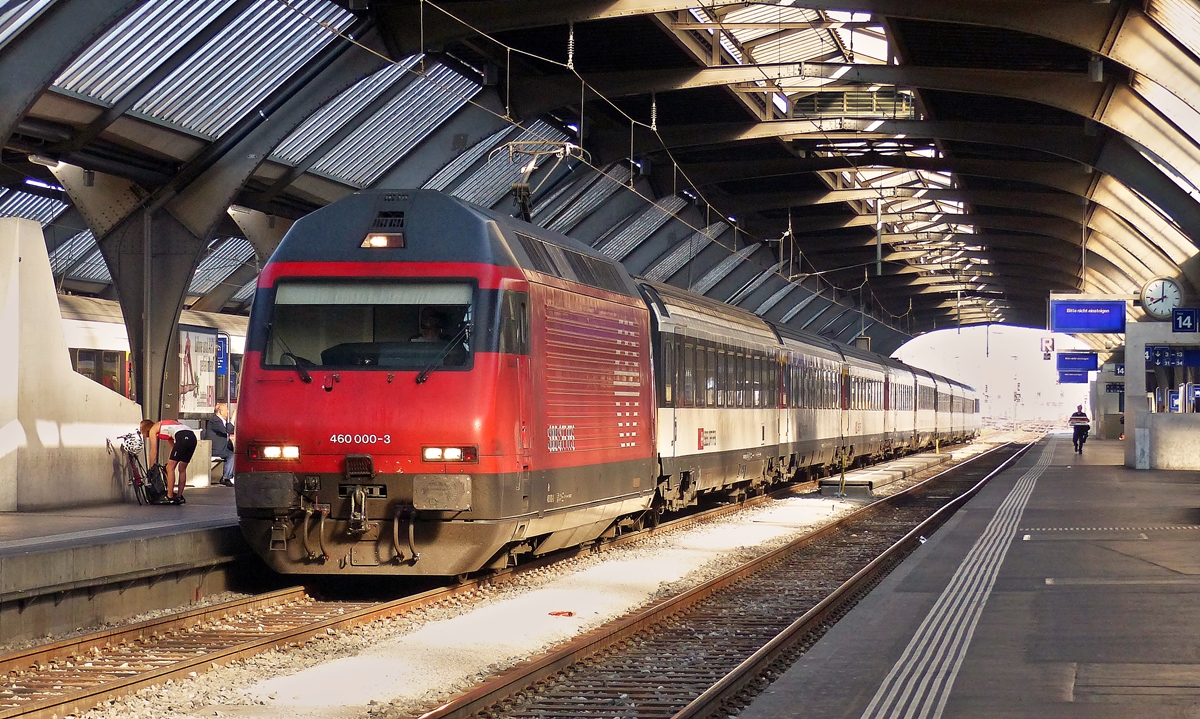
[1140,277,1184,320]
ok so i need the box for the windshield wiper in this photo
[280,352,313,383]
[416,322,472,385]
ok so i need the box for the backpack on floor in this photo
[144,463,169,503]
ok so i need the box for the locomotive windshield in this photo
[263,280,473,371]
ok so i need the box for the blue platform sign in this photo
[1050,299,1126,333]
[1169,390,1181,412]
[216,336,228,375]
[1058,370,1089,384]
[1146,346,1200,367]
[1057,351,1099,371]
[1114,364,1125,376]
[1173,308,1198,333]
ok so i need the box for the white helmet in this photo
[121,432,144,454]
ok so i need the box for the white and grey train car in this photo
[641,280,979,509]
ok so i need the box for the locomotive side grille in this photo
[560,251,627,294]
[371,211,405,230]
[516,232,560,276]
[517,232,628,295]
[540,287,645,453]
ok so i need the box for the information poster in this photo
[179,327,218,416]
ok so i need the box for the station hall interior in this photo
[4,0,1200,716]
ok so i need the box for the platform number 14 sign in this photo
[1173,308,1198,333]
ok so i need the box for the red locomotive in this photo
[236,190,657,575]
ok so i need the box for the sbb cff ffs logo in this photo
[547,424,576,452]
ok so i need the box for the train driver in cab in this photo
[410,310,444,343]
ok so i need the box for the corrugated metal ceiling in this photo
[271,55,421,166]
[55,0,239,105]
[132,0,354,138]
[188,237,256,295]
[308,62,480,187]
[0,0,52,52]
[0,188,69,225]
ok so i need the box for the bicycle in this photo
[109,432,169,504]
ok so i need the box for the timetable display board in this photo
[1050,299,1126,333]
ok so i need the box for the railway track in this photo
[0,444,981,719]
[409,441,1032,719]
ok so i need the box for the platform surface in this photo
[743,436,1200,718]
[0,485,237,557]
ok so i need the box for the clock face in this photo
[1141,277,1183,319]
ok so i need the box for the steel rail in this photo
[412,441,1021,719]
[672,439,1037,719]
[0,586,307,677]
[0,444,973,719]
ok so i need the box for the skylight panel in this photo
[134,0,354,138]
[0,189,68,225]
[307,63,480,187]
[0,0,53,52]
[188,237,255,295]
[271,56,420,165]
[56,0,239,105]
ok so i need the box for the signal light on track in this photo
[362,232,404,248]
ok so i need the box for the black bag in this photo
[145,464,169,503]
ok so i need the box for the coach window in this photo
[779,357,787,408]
[706,345,717,407]
[682,342,695,407]
[715,347,726,407]
[725,346,736,406]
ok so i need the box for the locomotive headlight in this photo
[361,232,404,248]
[422,446,478,462]
[250,445,300,460]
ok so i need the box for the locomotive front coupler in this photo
[342,454,379,536]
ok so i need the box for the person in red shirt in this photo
[138,419,197,504]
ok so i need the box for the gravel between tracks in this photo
[74,445,994,719]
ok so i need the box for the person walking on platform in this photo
[1069,405,1090,453]
[205,403,236,486]
[140,419,197,504]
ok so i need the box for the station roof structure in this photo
[4,0,1200,354]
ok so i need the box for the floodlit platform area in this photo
[743,436,1200,718]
